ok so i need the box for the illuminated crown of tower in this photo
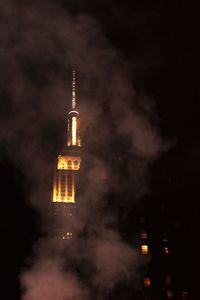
[52,70,81,205]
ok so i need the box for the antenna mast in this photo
[72,70,76,109]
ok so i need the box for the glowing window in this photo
[167,291,173,299]
[67,232,73,236]
[141,245,148,254]
[67,160,72,165]
[163,246,170,255]
[144,277,151,287]
[140,230,148,239]
[165,276,172,285]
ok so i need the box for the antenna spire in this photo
[72,70,76,109]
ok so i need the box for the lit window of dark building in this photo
[163,246,170,255]
[141,244,148,254]
[144,277,151,287]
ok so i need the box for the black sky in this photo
[0,1,197,299]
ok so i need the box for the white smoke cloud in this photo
[21,258,90,300]
[91,231,141,289]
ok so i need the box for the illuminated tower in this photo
[52,70,81,239]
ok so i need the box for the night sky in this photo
[0,1,196,299]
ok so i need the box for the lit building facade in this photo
[138,211,189,300]
[52,70,81,238]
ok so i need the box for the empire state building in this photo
[52,70,81,239]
